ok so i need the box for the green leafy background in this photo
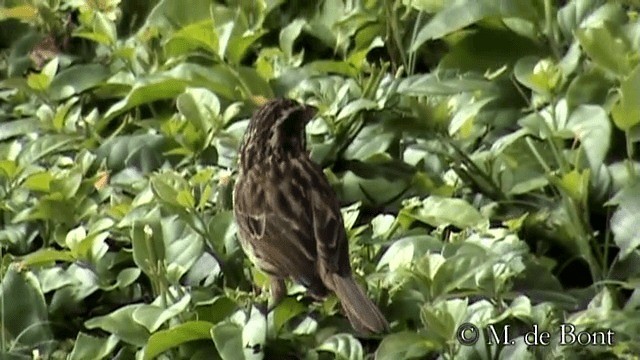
[1,0,640,359]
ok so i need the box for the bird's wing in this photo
[234,162,321,287]
[293,158,352,277]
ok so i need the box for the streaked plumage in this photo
[233,98,389,334]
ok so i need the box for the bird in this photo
[232,97,389,334]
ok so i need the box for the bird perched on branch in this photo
[233,98,389,334]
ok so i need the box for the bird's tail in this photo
[330,274,389,334]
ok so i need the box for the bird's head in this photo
[239,98,317,171]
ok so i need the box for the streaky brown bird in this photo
[233,98,389,334]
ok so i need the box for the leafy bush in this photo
[1,0,640,359]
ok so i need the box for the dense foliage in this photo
[2,0,640,359]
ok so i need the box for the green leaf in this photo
[280,19,306,58]
[211,321,245,360]
[411,0,540,50]
[85,304,150,346]
[161,215,204,281]
[26,57,58,90]
[19,248,74,267]
[377,234,441,271]
[96,134,168,173]
[143,321,215,360]
[0,118,39,141]
[439,28,543,72]
[133,294,192,332]
[68,333,119,360]
[398,196,487,229]
[565,69,613,109]
[23,171,53,192]
[17,134,78,166]
[337,99,378,121]
[566,104,611,170]
[397,72,496,96]
[131,220,166,276]
[420,298,469,341]
[576,25,632,76]
[177,87,221,134]
[610,183,640,259]
[514,57,561,96]
[165,20,218,57]
[49,64,111,100]
[554,169,590,204]
[375,332,436,360]
[0,4,38,21]
[273,298,306,333]
[0,266,54,350]
[611,64,640,131]
[343,123,393,161]
[103,77,187,122]
[317,333,363,360]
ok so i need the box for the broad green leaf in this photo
[611,64,640,131]
[566,105,611,170]
[19,248,74,267]
[439,28,544,72]
[48,64,110,100]
[449,97,494,136]
[0,5,38,21]
[273,298,306,333]
[610,184,640,259]
[280,19,306,58]
[161,215,204,282]
[343,123,393,161]
[397,72,496,96]
[16,134,78,166]
[411,0,540,50]
[431,245,488,296]
[131,221,166,276]
[103,78,187,122]
[420,298,469,341]
[403,0,445,13]
[565,69,613,109]
[377,234,441,271]
[376,332,436,360]
[150,172,189,208]
[306,60,358,77]
[211,321,245,360]
[553,169,590,204]
[26,57,58,90]
[337,99,378,121]
[208,210,237,255]
[177,87,221,135]
[96,134,168,173]
[558,1,626,39]
[317,333,363,360]
[144,0,213,30]
[133,294,192,332]
[514,57,561,96]
[85,304,150,346]
[0,266,53,349]
[69,333,119,360]
[23,171,53,192]
[0,118,39,141]
[338,170,410,206]
[398,196,487,229]
[576,25,631,76]
[143,321,215,360]
[165,20,218,57]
